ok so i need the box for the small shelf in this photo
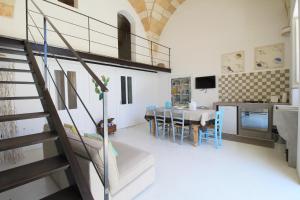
[171,77,191,106]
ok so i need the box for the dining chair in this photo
[172,110,190,144]
[146,105,157,134]
[164,101,172,109]
[154,109,174,139]
[198,109,224,148]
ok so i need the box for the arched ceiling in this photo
[129,0,186,41]
[129,0,291,41]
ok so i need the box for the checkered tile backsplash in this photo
[218,69,290,102]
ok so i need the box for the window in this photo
[121,76,127,104]
[55,70,78,110]
[293,0,299,84]
[55,70,65,110]
[120,76,133,104]
[67,71,77,109]
[127,76,132,104]
[58,0,77,8]
[118,14,132,61]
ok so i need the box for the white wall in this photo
[45,58,163,133]
[9,57,165,136]
[293,0,300,181]
[0,0,151,64]
[0,0,171,135]
[160,0,291,107]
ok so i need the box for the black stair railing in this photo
[26,0,171,68]
[26,0,109,199]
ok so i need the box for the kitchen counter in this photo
[212,101,290,147]
[213,102,289,109]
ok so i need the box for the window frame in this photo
[67,71,78,109]
[121,76,127,104]
[54,70,66,110]
[120,76,133,105]
[292,0,300,86]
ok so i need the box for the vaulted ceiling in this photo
[129,0,186,41]
[129,0,291,41]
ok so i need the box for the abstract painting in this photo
[0,0,15,17]
[255,43,284,70]
[221,51,245,74]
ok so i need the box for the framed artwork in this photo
[255,43,284,70]
[221,51,245,74]
[0,0,15,17]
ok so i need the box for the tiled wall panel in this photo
[218,69,290,102]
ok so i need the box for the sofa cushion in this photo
[64,123,78,135]
[110,141,155,195]
[66,132,119,189]
[84,133,119,157]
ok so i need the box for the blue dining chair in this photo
[164,101,172,109]
[146,105,157,134]
[154,108,174,139]
[154,109,166,138]
[198,109,224,148]
[172,110,189,144]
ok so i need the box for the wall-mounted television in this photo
[195,76,216,89]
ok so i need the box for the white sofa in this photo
[43,132,155,200]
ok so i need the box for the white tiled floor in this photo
[1,123,300,200]
[111,123,300,200]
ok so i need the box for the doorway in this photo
[118,13,132,61]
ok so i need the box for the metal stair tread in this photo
[0,156,69,193]
[0,131,57,152]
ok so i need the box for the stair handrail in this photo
[40,0,170,49]
[29,0,108,93]
[27,0,110,199]
[27,0,171,68]
[25,41,95,200]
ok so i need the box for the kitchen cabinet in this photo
[219,106,237,135]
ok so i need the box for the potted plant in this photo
[92,75,110,101]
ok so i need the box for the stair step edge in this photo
[0,112,50,122]
[0,81,36,85]
[41,186,82,200]
[0,68,32,73]
[0,156,69,193]
[0,131,57,152]
[0,57,28,63]
[0,96,43,100]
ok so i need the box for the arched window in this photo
[118,13,132,61]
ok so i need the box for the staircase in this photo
[0,0,121,199]
[0,38,94,199]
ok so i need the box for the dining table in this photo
[145,107,216,146]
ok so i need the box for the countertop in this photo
[213,102,290,108]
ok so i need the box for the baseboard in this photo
[223,133,274,148]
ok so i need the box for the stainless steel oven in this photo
[238,103,273,139]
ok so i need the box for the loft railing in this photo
[26,0,109,199]
[26,0,171,69]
